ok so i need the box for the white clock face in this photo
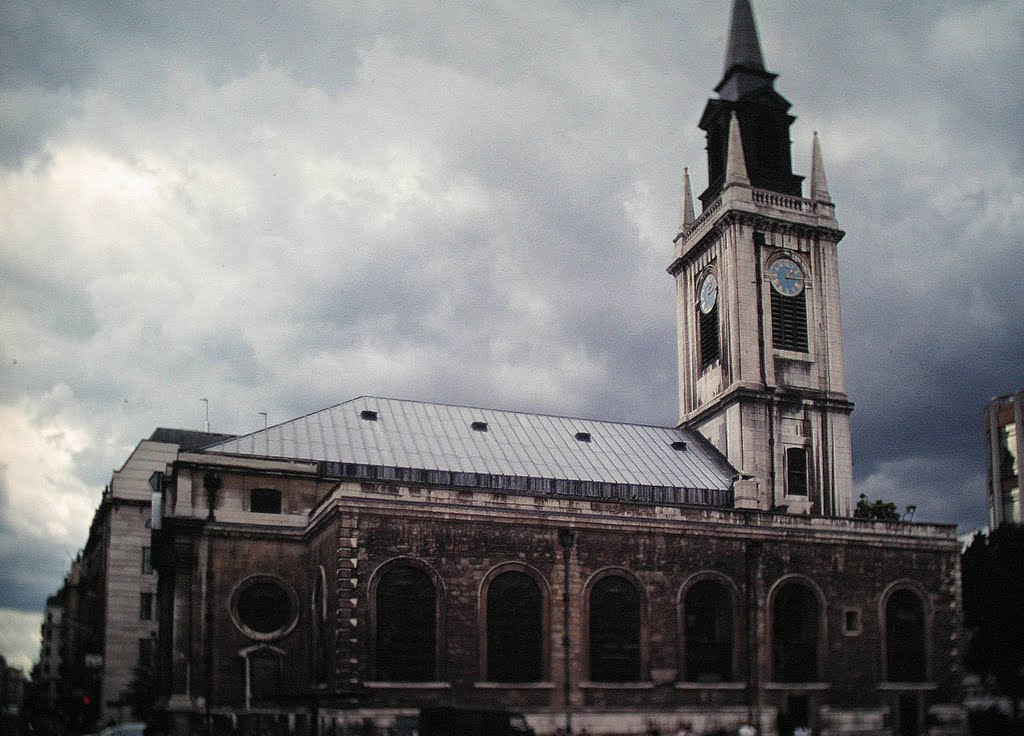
[769,257,805,297]
[699,273,718,314]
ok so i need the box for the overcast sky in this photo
[1,0,1022,672]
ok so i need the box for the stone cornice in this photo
[313,483,958,553]
[681,383,854,427]
[668,187,845,276]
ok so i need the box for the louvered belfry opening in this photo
[699,303,720,369]
[771,287,808,352]
[486,571,543,682]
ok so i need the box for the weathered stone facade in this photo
[153,455,962,735]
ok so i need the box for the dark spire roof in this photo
[697,0,802,206]
[723,0,766,75]
[715,0,776,101]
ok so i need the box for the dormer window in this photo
[360,409,379,421]
[250,488,282,514]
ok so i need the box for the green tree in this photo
[853,493,901,521]
[962,525,1024,717]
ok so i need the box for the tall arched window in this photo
[589,575,641,682]
[375,564,436,681]
[772,581,819,682]
[684,579,733,682]
[486,571,543,682]
[886,588,926,682]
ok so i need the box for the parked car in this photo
[418,707,535,736]
[97,723,146,736]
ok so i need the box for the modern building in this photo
[64,429,232,727]
[985,390,1022,528]
[149,2,966,735]
[36,588,67,711]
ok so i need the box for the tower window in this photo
[770,288,809,352]
[699,304,720,369]
[786,447,808,497]
[697,271,720,370]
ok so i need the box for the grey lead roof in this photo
[203,396,735,492]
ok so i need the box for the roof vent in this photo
[360,409,379,421]
[471,421,488,432]
[574,431,592,443]
[671,440,688,451]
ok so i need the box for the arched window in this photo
[589,575,641,682]
[486,571,543,682]
[375,565,436,681]
[684,579,733,682]
[772,581,819,682]
[886,588,926,682]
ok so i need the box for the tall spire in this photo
[723,0,766,76]
[724,113,749,186]
[680,168,696,231]
[809,131,832,202]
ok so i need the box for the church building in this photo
[151,2,964,734]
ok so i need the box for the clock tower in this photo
[669,0,854,516]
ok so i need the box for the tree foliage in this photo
[962,525,1024,712]
[853,493,901,521]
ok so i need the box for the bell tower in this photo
[669,0,854,516]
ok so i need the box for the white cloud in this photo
[0,607,41,674]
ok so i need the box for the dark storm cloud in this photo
[1,0,1021,668]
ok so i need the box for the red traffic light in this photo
[83,696,91,705]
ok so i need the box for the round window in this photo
[231,576,298,641]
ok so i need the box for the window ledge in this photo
[580,681,655,690]
[773,349,814,363]
[763,682,830,691]
[877,682,937,691]
[364,681,451,689]
[474,682,556,689]
[675,682,746,690]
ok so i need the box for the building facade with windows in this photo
[69,429,233,727]
[151,2,964,735]
[985,390,1023,528]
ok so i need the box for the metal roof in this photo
[204,396,735,492]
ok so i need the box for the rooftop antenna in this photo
[200,398,210,432]
[258,411,268,429]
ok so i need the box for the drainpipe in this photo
[202,471,221,736]
[753,232,777,507]
[745,540,762,730]
[558,528,575,734]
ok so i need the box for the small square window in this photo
[843,607,862,636]
[250,488,282,514]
